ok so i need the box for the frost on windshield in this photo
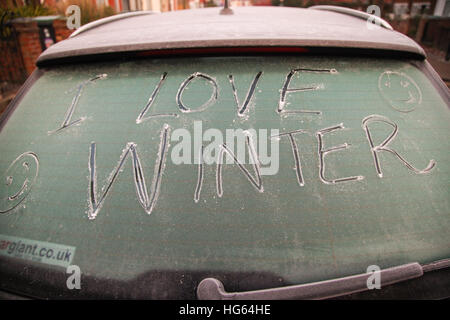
[0,56,448,295]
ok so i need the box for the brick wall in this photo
[54,19,73,43]
[11,18,72,76]
[0,28,26,85]
[12,20,42,76]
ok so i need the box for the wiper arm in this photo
[197,262,424,300]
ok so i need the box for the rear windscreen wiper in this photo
[197,259,450,300]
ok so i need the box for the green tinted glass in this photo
[0,56,449,298]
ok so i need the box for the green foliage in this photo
[0,4,55,38]
[0,4,54,20]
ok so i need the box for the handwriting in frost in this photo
[362,115,435,177]
[229,71,263,118]
[85,116,436,219]
[136,72,179,122]
[271,129,308,187]
[0,152,39,214]
[316,124,364,185]
[87,124,170,220]
[278,68,337,116]
[378,71,422,113]
[0,68,437,218]
[216,131,264,198]
[56,68,335,129]
[48,74,107,134]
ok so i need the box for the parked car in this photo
[0,6,449,299]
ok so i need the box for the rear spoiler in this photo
[309,5,394,30]
[36,46,426,68]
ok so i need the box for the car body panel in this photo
[36,7,425,66]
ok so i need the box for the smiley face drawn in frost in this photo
[378,71,422,113]
[0,152,39,214]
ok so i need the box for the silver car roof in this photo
[37,6,425,65]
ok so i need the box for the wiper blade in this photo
[197,262,426,300]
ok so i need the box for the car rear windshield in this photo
[0,56,449,299]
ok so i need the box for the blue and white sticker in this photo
[0,234,76,267]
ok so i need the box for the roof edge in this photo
[309,5,394,30]
[69,11,157,38]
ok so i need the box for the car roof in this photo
[36,6,425,66]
